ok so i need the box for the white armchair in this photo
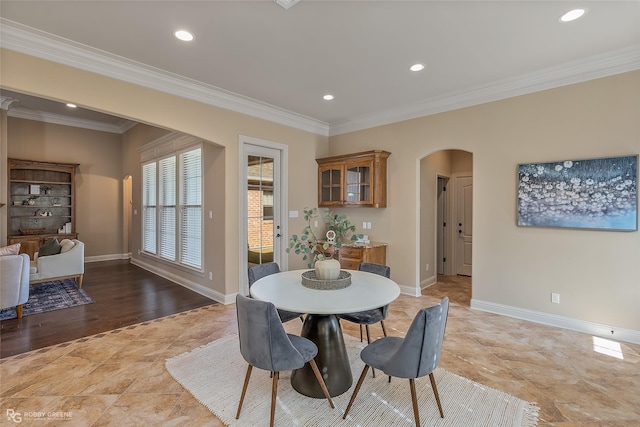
[30,239,85,288]
[0,253,31,318]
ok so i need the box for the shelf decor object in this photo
[517,155,638,231]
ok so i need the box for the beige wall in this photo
[7,118,123,258]
[1,49,328,299]
[1,48,638,333]
[330,71,640,331]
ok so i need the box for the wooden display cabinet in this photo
[316,150,391,208]
[7,159,79,259]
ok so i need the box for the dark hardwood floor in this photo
[0,260,216,358]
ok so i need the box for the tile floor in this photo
[1,276,639,426]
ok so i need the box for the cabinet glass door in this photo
[320,167,342,204]
[345,165,371,203]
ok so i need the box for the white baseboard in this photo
[399,284,421,296]
[130,258,232,305]
[85,253,130,263]
[471,299,640,345]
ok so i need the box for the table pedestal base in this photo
[291,314,353,398]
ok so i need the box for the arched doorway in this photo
[419,149,473,289]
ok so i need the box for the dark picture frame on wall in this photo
[517,155,638,231]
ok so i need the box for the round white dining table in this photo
[250,269,400,398]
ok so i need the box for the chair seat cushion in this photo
[338,308,385,325]
[288,334,318,363]
[278,309,303,323]
[360,336,404,370]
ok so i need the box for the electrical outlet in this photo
[209,272,213,280]
[209,210,213,219]
[367,221,372,229]
[425,264,430,272]
[551,293,560,304]
[362,222,367,229]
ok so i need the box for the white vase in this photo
[315,258,341,280]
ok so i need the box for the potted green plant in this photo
[287,207,361,278]
[40,185,52,195]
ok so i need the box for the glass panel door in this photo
[247,155,277,266]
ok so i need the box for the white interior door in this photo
[455,176,473,276]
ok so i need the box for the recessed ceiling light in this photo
[66,103,77,108]
[174,30,194,41]
[323,94,334,101]
[559,8,586,23]
[410,63,425,72]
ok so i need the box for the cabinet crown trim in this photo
[316,150,391,164]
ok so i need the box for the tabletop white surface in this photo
[249,269,400,315]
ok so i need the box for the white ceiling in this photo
[1,1,639,136]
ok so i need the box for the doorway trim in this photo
[238,135,289,296]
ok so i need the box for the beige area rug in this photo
[166,334,539,427]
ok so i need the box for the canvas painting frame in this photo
[517,155,638,231]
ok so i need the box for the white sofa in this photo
[30,239,85,288]
[0,253,31,318]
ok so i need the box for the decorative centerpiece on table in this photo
[287,207,362,289]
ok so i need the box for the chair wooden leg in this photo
[77,274,84,288]
[270,371,279,427]
[343,365,370,419]
[409,378,421,427]
[359,325,363,342]
[16,304,23,319]
[365,326,376,377]
[380,320,387,337]
[236,364,253,419]
[429,372,444,418]
[308,358,335,408]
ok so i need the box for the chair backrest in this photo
[358,262,391,278]
[247,262,280,287]
[383,297,449,379]
[236,294,306,372]
[358,262,391,317]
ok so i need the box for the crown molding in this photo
[1,95,18,110]
[0,18,330,136]
[330,45,640,136]
[6,107,136,134]
[1,18,638,138]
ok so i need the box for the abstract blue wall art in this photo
[517,155,638,231]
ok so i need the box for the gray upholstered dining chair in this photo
[247,262,304,323]
[338,262,391,343]
[235,294,334,427]
[342,297,450,427]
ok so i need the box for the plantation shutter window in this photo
[140,134,203,271]
[179,148,202,268]
[142,162,157,254]
[159,156,177,261]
